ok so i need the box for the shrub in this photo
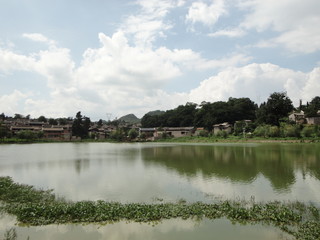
[16,130,42,140]
[280,123,301,138]
[215,130,228,138]
[301,125,314,138]
[198,130,209,137]
[269,126,280,137]
[128,129,138,140]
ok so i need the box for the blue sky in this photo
[0,0,320,120]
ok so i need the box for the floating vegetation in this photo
[0,177,319,240]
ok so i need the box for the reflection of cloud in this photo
[0,143,320,204]
[0,218,291,240]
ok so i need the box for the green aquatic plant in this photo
[3,228,17,240]
[0,177,319,240]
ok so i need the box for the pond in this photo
[0,142,319,239]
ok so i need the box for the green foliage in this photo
[72,111,91,139]
[301,125,314,138]
[256,92,294,126]
[1,177,319,240]
[142,98,256,131]
[233,121,256,136]
[110,129,126,141]
[139,132,147,140]
[198,129,209,137]
[253,125,279,138]
[48,118,58,125]
[0,122,10,138]
[305,96,320,117]
[280,123,301,138]
[128,128,138,140]
[215,130,228,138]
[16,130,43,140]
[3,228,17,240]
[37,115,47,122]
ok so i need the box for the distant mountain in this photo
[145,110,165,116]
[118,114,140,124]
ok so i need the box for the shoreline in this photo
[1,136,320,144]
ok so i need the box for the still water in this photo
[0,142,319,239]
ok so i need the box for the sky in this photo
[0,0,320,120]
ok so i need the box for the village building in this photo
[213,122,232,135]
[163,127,195,138]
[139,128,158,140]
[289,111,306,124]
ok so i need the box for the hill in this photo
[145,110,165,116]
[118,114,140,124]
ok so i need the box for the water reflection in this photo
[0,214,293,240]
[0,143,319,202]
[140,143,320,191]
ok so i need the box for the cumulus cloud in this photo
[121,0,184,47]
[0,38,74,89]
[2,31,248,119]
[188,63,318,106]
[186,0,227,27]
[0,90,29,115]
[1,23,319,120]
[239,0,320,53]
[0,48,36,72]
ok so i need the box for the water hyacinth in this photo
[0,177,319,240]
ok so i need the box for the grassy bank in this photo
[0,177,319,239]
[155,135,320,144]
[1,136,320,144]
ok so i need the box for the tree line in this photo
[1,92,320,140]
[141,92,320,137]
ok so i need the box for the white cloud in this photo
[208,28,245,38]
[23,33,56,45]
[1,29,319,120]
[188,63,317,106]
[239,0,320,53]
[0,48,36,73]
[0,90,29,116]
[301,68,320,101]
[121,0,184,47]
[186,0,227,27]
[156,48,250,70]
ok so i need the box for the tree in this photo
[128,128,138,140]
[97,119,103,127]
[256,92,294,126]
[305,96,320,117]
[72,111,91,139]
[48,118,58,125]
[0,113,5,121]
[14,114,23,119]
[38,116,47,122]
[0,122,9,139]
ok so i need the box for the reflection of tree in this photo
[141,144,320,191]
[74,159,90,174]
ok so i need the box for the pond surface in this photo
[0,142,319,239]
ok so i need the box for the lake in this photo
[0,142,319,239]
